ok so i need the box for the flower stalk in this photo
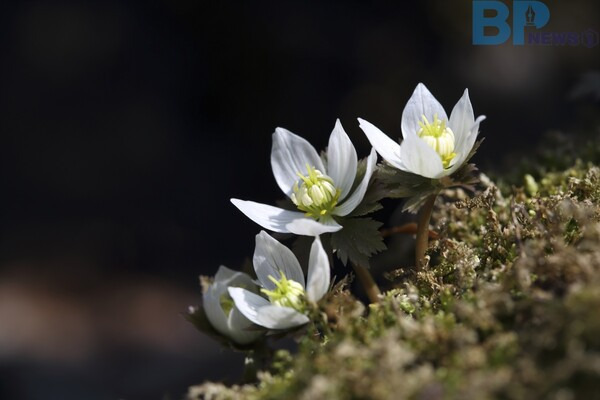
[415,194,437,270]
[351,262,381,304]
[380,223,439,239]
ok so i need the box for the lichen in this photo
[188,140,600,400]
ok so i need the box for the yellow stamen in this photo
[417,114,456,168]
[291,165,341,219]
[260,271,305,311]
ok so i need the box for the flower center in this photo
[291,165,341,219]
[261,272,305,312]
[417,114,457,168]
[220,293,235,316]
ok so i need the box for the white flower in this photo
[359,83,486,179]
[203,266,264,345]
[231,119,377,236]
[228,231,330,330]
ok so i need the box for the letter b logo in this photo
[472,1,511,45]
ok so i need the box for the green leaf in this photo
[464,138,484,164]
[375,141,484,213]
[377,162,438,199]
[348,180,385,217]
[331,217,386,267]
[447,163,480,188]
[375,163,438,213]
[402,189,439,213]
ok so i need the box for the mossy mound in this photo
[189,140,600,400]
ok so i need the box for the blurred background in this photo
[0,1,598,399]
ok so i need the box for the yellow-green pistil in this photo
[220,293,235,316]
[220,283,250,316]
[261,272,305,312]
[291,165,341,219]
[417,114,456,168]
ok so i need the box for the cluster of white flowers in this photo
[198,83,485,345]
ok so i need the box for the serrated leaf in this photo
[446,163,480,190]
[348,180,385,217]
[377,162,438,199]
[464,138,484,164]
[331,217,386,267]
[402,189,439,213]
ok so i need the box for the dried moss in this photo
[189,154,600,400]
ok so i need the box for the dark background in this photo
[0,1,598,399]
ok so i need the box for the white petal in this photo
[401,83,447,140]
[463,114,487,160]
[333,148,377,216]
[256,305,310,329]
[203,282,230,338]
[271,127,325,197]
[230,199,327,235]
[207,267,256,301]
[400,134,446,179]
[254,231,305,290]
[358,118,403,169]
[228,287,271,327]
[214,265,241,282]
[448,89,475,159]
[285,215,343,236]
[447,115,486,174]
[227,307,263,345]
[228,287,309,330]
[306,236,330,302]
[327,119,358,200]
[214,266,259,295]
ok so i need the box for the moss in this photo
[188,143,600,400]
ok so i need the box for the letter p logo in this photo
[513,1,550,45]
